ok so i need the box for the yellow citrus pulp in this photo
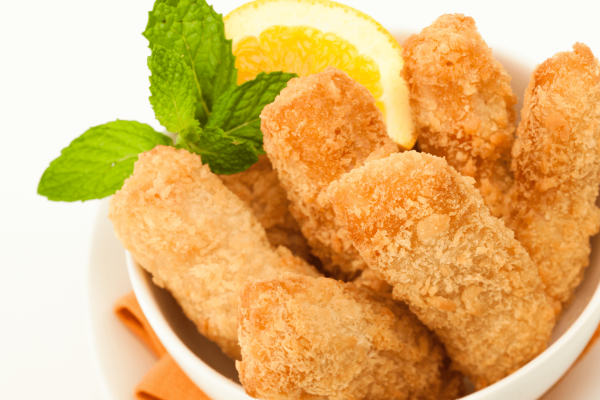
[224,0,417,149]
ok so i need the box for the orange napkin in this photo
[114,292,211,400]
[114,291,600,400]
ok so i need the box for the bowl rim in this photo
[128,249,600,399]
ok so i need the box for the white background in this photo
[1,0,600,399]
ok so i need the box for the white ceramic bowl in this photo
[127,42,600,400]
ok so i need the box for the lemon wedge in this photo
[224,0,416,149]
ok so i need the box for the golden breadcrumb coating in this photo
[508,43,600,309]
[328,151,555,389]
[261,67,397,280]
[402,14,517,219]
[237,273,461,400]
[109,146,319,359]
[353,268,393,294]
[219,155,311,261]
[352,269,466,397]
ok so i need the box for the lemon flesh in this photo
[234,26,385,113]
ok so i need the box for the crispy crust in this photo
[508,43,600,308]
[402,14,517,219]
[109,146,319,359]
[261,67,397,280]
[237,273,459,400]
[328,151,555,389]
[352,268,393,294]
[219,155,312,261]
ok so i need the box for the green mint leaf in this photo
[206,71,297,152]
[143,0,237,125]
[148,45,197,134]
[177,126,258,175]
[38,121,172,202]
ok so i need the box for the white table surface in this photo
[1,0,599,399]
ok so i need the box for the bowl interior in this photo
[136,267,241,382]
[128,32,600,400]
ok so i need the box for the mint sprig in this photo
[148,45,197,134]
[167,66,297,168]
[146,41,296,174]
[146,45,290,174]
[38,0,296,202]
[207,71,298,152]
[177,126,258,174]
[37,121,172,202]
[143,0,237,125]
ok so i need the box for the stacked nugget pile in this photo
[109,13,600,400]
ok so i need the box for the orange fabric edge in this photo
[114,292,167,357]
[134,354,211,400]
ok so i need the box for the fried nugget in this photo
[109,146,319,359]
[219,155,312,261]
[508,43,600,309]
[237,273,460,400]
[261,67,397,279]
[328,151,555,389]
[402,14,517,219]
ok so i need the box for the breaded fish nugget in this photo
[219,155,312,261]
[508,43,600,309]
[328,151,555,389]
[402,14,517,219]
[237,273,460,400]
[109,146,319,359]
[261,67,397,279]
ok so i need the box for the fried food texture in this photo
[108,146,319,359]
[352,267,394,294]
[237,273,459,400]
[402,14,517,219]
[508,43,600,309]
[261,67,397,279]
[328,151,555,389]
[219,155,312,261]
